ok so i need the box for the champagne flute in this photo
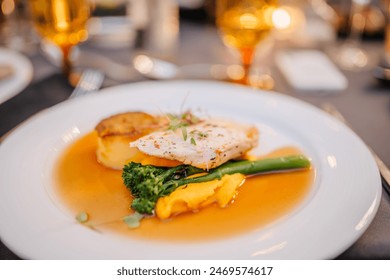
[215,0,277,85]
[29,0,91,79]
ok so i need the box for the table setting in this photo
[0,0,389,260]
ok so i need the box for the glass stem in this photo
[347,2,367,46]
[240,47,255,84]
[385,2,390,58]
[61,45,72,79]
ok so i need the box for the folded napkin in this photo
[276,50,348,92]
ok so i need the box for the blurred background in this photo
[0,0,389,87]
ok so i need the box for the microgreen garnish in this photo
[76,211,89,223]
[182,127,188,141]
[166,111,201,142]
[123,212,144,228]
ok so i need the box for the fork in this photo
[69,69,105,99]
[0,69,104,144]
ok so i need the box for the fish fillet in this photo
[130,119,259,169]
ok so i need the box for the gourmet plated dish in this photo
[0,81,381,259]
[55,110,314,241]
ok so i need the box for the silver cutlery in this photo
[132,54,230,80]
[322,103,390,195]
[0,69,104,144]
[69,69,104,99]
[76,51,143,82]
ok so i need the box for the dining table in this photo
[0,14,389,260]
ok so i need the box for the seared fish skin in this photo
[130,119,259,169]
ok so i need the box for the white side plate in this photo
[0,47,33,104]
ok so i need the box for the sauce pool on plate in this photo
[54,132,314,241]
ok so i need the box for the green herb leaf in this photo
[123,212,144,228]
[166,111,201,142]
[190,137,196,145]
[181,127,188,141]
[166,113,175,120]
[76,211,89,223]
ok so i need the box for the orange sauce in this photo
[54,132,314,241]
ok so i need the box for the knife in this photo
[322,103,390,195]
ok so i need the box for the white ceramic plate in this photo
[0,81,381,259]
[0,47,33,104]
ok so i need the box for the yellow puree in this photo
[156,174,245,219]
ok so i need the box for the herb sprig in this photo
[166,111,201,145]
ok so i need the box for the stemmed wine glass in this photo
[382,0,390,62]
[215,0,277,85]
[29,0,91,79]
[338,0,371,70]
[373,0,390,79]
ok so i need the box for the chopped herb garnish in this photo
[123,212,144,228]
[190,137,196,145]
[76,211,89,223]
[181,127,188,141]
[198,132,208,138]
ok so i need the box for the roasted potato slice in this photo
[95,112,167,169]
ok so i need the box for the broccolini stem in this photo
[175,155,310,186]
